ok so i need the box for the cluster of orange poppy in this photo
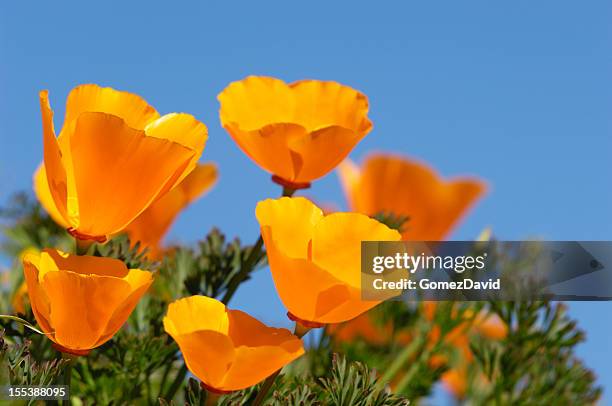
[20,76,489,396]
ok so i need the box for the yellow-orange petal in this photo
[218,76,294,131]
[255,197,323,259]
[219,76,371,183]
[62,84,160,131]
[342,154,486,240]
[125,163,217,256]
[23,249,152,351]
[289,80,372,134]
[64,112,196,237]
[144,113,208,192]
[164,295,230,337]
[33,164,70,228]
[256,197,399,324]
[22,254,54,335]
[42,269,133,349]
[40,91,70,224]
[164,296,304,392]
[311,212,401,289]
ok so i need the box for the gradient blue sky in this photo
[1,0,610,399]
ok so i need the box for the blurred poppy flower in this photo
[22,249,153,355]
[338,154,486,240]
[37,84,208,241]
[163,295,304,393]
[218,76,372,189]
[327,312,392,345]
[124,163,217,257]
[425,302,507,398]
[255,197,401,326]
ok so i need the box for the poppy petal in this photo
[41,271,132,349]
[255,197,323,259]
[63,84,160,131]
[33,164,69,228]
[65,112,196,236]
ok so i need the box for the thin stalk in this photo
[164,364,188,401]
[221,236,264,304]
[75,239,93,255]
[221,185,297,305]
[252,369,281,406]
[205,390,221,406]
[61,353,76,406]
[378,323,426,388]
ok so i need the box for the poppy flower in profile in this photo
[338,154,486,240]
[218,76,372,189]
[255,197,401,327]
[37,84,208,241]
[124,163,218,258]
[22,249,153,355]
[163,295,304,393]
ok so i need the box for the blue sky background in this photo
[1,0,610,401]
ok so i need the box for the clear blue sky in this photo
[1,0,610,398]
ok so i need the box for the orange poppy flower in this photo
[338,154,486,240]
[163,295,304,393]
[38,84,208,241]
[218,76,372,189]
[327,312,392,345]
[255,197,401,326]
[124,163,218,257]
[22,249,153,355]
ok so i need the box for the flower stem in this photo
[221,235,264,304]
[205,390,221,406]
[164,364,188,401]
[61,352,76,406]
[252,369,281,406]
[378,322,426,389]
[75,238,93,255]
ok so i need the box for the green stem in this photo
[221,186,296,305]
[282,187,296,197]
[378,323,426,388]
[164,364,188,401]
[75,239,92,255]
[221,236,264,304]
[61,353,76,406]
[252,369,281,406]
[205,390,221,406]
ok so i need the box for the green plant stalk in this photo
[164,363,188,401]
[221,185,296,305]
[378,325,426,388]
[61,353,76,406]
[75,238,92,255]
